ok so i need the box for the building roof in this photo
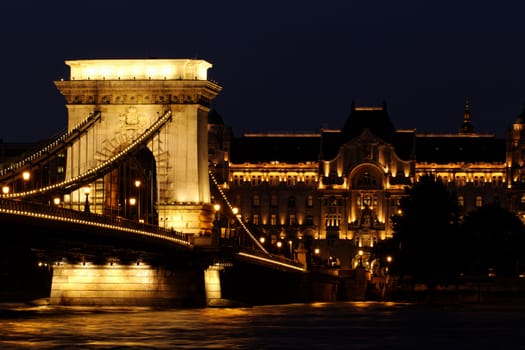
[208,108,224,125]
[229,133,320,163]
[319,129,416,161]
[227,102,506,166]
[414,134,506,163]
[340,102,397,144]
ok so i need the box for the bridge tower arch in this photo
[54,59,222,235]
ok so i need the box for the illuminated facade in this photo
[54,59,221,235]
[209,100,525,269]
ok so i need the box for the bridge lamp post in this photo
[313,247,321,266]
[129,197,137,219]
[83,186,91,213]
[276,241,283,254]
[22,171,30,192]
[53,197,61,206]
[213,203,221,237]
[134,180,142,223]
[2,186,9,195]
[228,206,239,240]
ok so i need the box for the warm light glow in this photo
[53,197,61,205]
[259,237,265,244]
[314,248,320,255]
[213,203,220,212]
[22,171,30,181]
[134,180,141,188]
[232,207,239,215]
[129,197,137,206]
[66,59,212,80]
[386,256,392,263]
[277,241,282,248]
[83,186,91,195]
[358,250,364,256]
[2,186,9,194]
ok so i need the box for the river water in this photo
[1,301,525,349]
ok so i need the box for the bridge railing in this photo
[0,198,191,245]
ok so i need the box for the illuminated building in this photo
[2,97,525,272]
[208,99,525,269]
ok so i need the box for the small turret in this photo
[459,97,475,134]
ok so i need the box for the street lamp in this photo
[213,203,221,237]
[83,186,91,212]
[276,241,283,255]
[214,203,221,222]
[2,186,9,195]
[134,180,141,222]
[22,171,30,192]
[228,207,239,240]
[313,248,321,266]
[385,255,392,274]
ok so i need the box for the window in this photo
[288,196,296,208]
[271,214,277,226]
[252,214,260,225]
[325,196,341,229]
[271,195,278,207]
[253,194,260,207]
[475,195,482,208]
[306,195,313,207]
[458,196,464,207]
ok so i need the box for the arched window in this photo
[352,168,381,189]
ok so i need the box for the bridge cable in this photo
[0,111,102,180]
[208,169,270,256]
[1,110,172,199]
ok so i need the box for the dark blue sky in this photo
[1,0,525,141]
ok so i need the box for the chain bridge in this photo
[0,59,311,307]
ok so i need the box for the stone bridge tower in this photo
[54,59,222,235]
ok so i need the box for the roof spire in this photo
[459,97,475,134]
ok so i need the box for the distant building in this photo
[208,99,525,270]
[3,99,525,271]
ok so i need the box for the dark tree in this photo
[460,203,525,277]
[392,174,461,288]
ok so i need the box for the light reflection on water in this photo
[1,301,525,349]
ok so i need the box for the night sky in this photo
[1,0,525,142]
